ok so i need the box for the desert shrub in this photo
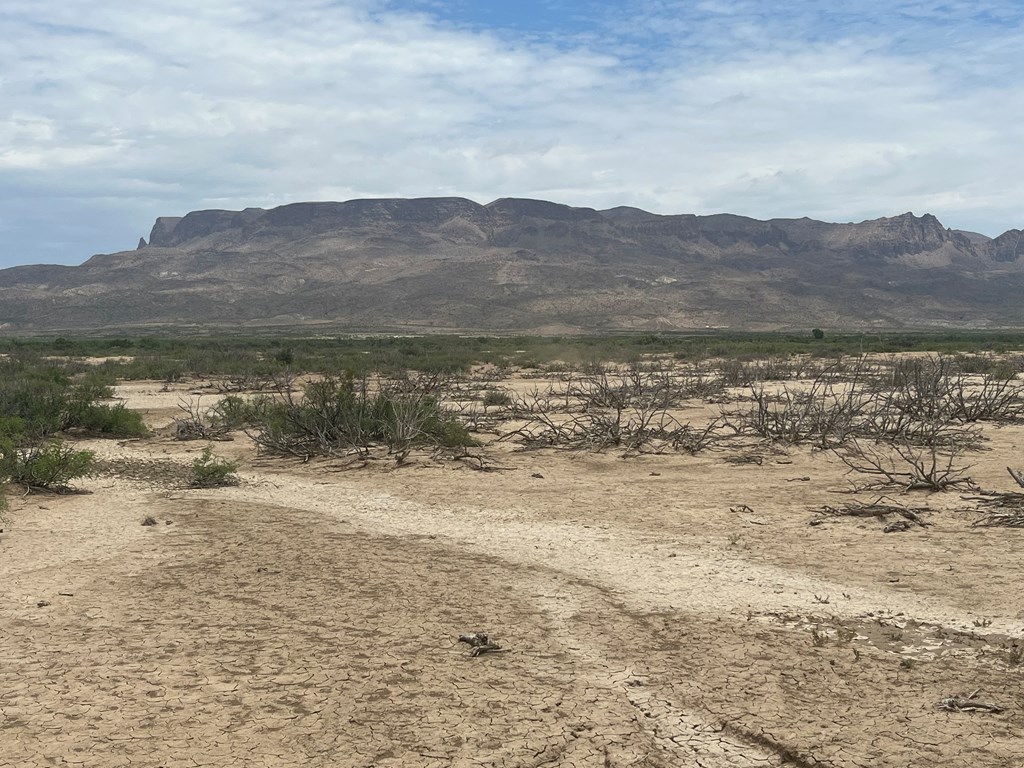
[505,366,718,455]
[718,357,803,387]
[720,363,870,448]
[718,359,756,387]
[68,401,149,437]
[945,375,1024,423]
[482,389,513,407]
[0,439,96,492]
[211,394,273,429]
[724,356,1022,451]
[835,438,975,492]
[0,361,146,439]
[676,366,727,398]
[953,354,1001,375]
[723,383,862,448]
[0,416,26,444]
[75,369,116,395]
[248,373,477,462]
[189,446,240,488]
[871,355,1024,425]
[0,367,71,437]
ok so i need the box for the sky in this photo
[1,0,1022,268]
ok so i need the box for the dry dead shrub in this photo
[721,356,1008,452]
[835,437,976,492]
[872,355,1024,424]
[173,398,232,441]
[503,365,720,455]
[720,362,870,448]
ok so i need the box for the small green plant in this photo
[188,446,240,488]
[812,328,825,340]
[899,658,916,671]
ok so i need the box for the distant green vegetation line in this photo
[1,331,1023,380]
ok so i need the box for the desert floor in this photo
[2,375,1023,767]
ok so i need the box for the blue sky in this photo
[1,0,1022,268]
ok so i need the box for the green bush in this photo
[249,374,478,461]
[0,439,96,492]
[211,394,273,429]
[0,361,147,439]
[482,389,512,407]
[435,418,480,450]
[0,369,70,437]
[68,401,149,437]
[189,446,240,488]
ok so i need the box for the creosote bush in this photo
[0,360,147,439]
[248,373,478,463]
[482,389,513,407]
[0,439,96,492]
[189,446,240,488]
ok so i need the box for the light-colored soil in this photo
[2,376,1023,767]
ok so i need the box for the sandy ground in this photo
[2,377,1024,767]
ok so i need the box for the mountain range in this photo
[1,197,1021,333]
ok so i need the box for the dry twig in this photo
[938,689,1005,714]
[457,632,509,657]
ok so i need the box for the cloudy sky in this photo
[2,0,1022,268]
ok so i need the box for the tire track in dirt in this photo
[214,472,1024,638]
[191,472,1024,766]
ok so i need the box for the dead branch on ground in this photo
[457,632,508,657]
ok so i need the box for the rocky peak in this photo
[147,216,184,247]
[988,229,1023,262]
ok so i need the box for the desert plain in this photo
[2,356,1024,768]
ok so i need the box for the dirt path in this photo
[218,468,1024,636]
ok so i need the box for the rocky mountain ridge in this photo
[1,197,1021,333]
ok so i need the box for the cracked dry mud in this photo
[3,381,1024,767]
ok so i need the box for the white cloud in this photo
[0,0,1022,267]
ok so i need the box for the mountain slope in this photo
[1,197,1021,332]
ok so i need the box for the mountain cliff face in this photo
[1,197,1021,333]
